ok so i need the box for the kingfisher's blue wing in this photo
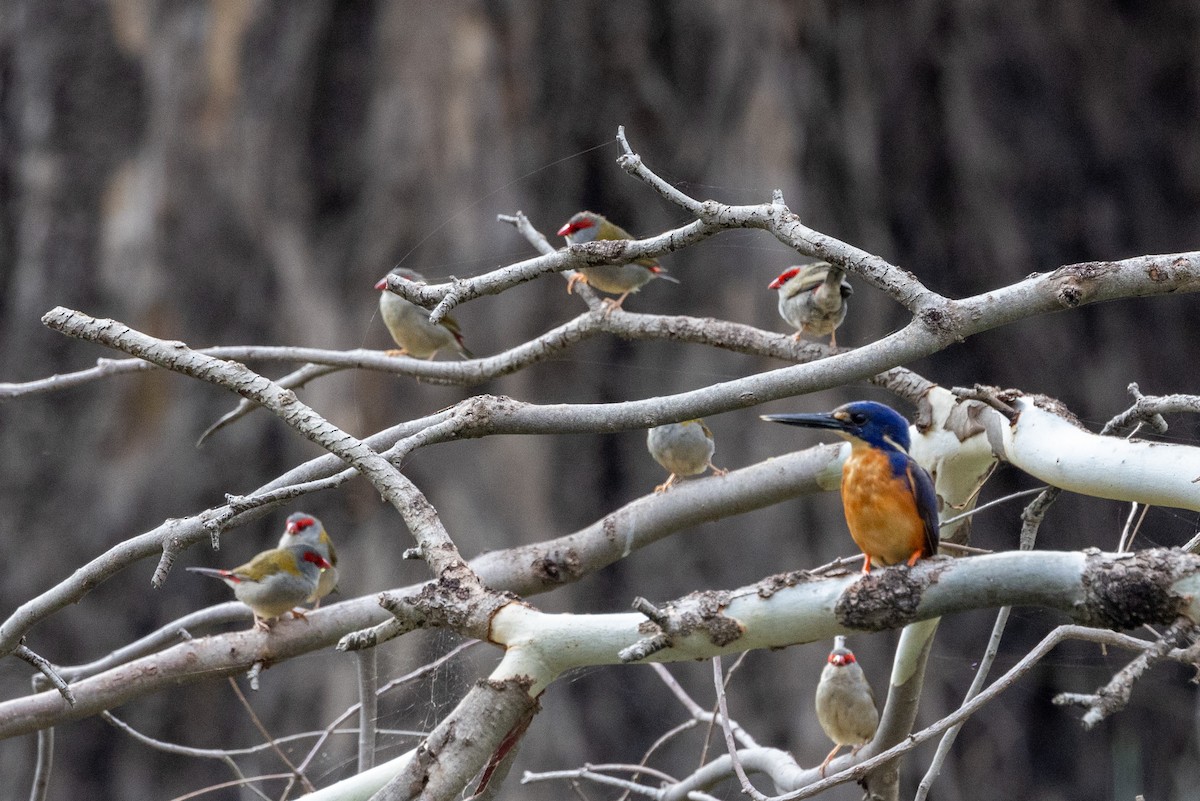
[903,457,940,557]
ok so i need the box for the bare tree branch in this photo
[1053,617,1199,728]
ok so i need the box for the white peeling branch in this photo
[990,397,1200,511]
[911,388,1001,544]
[309,551,1200,800]
[488,549,1200,696]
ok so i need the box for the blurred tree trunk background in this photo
[1,2,1199,799]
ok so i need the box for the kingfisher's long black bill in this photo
[759,412,846,432]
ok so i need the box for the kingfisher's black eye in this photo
[850,412,867,425]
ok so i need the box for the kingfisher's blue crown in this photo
[831,401,912,452]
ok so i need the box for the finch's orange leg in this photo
[818,744,843,777]
[566,273,586,294]
[601,292,631,313]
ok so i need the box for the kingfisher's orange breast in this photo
[840,444,927,566]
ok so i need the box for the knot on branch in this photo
[620,591,743,662]
[530,548,583,586]
[428,277,468,326]
[755,569,817,599]
[1100,382,1172,436]
[383,273,441,308]
[1076,551,1200,630]
[449,393,527,436]
[1048,261,1119,308]
[951,385,1021,421]
[916,300,963,340]
[835,561,943,631]
[696,199,723,225]
[384,566,522,641]
[617,152,642,174]
[576,239,631,265]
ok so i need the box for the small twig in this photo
[522,767,663,797]
[338,617,410,652]
[584,763,680,785]
[293,641,474,780]
[915,606,1013,800]
[650,663,758,749]
[616,718,699,801]
[428,276,470,326]
[29,726,53,801]
[15,645,74,706]
[939,485,1049,528]
[699,652,754,767]
[226,678,315,794]
[1053,618,1198,729]
[950,385,1019,419]
[164,772,295,801]
[102,712,271,801]
[641,661,759,792]
[1019,487,1062,550]
[196,363,343,446]
[1118,502,1150,553]
[617,126,702,213]
[1113,421,1150,553]
[357,648,379,772]
[937,542,993,556]
[711,658,769,801]
[1100,382,1176,436]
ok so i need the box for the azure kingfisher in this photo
[762,401,939,573]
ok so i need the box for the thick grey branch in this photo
[0,447,838,737]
